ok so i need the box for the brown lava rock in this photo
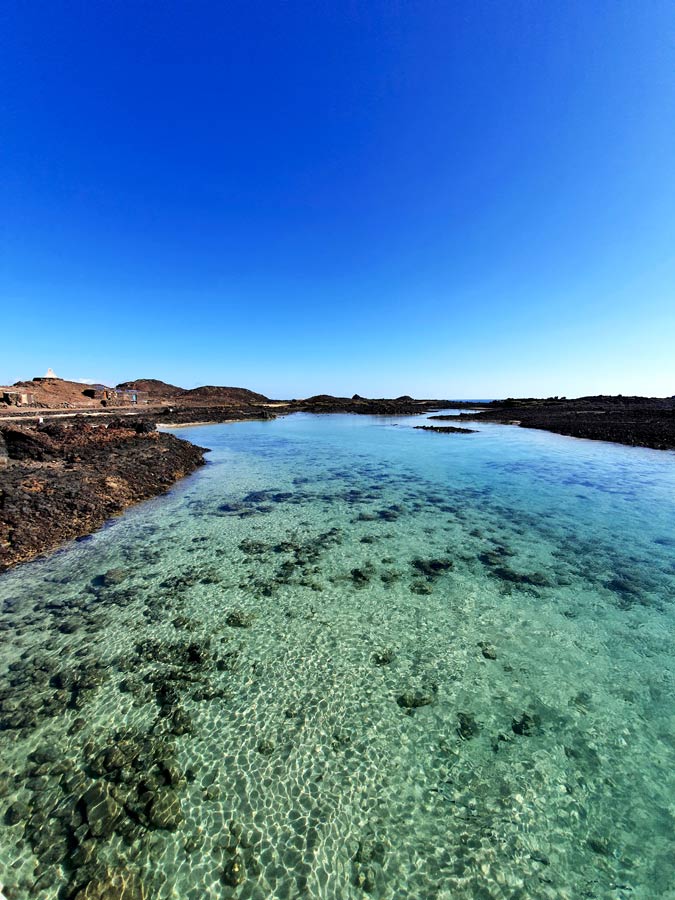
[0,420,207,572]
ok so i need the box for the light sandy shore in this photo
[157,420,239,429]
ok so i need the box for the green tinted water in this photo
[1,413,674,899]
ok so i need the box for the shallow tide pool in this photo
[1,412,674,900]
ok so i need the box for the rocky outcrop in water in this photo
[0,420,207,572]
[287,395,459,415]
[413,425,477,434]
[459,395,675,451]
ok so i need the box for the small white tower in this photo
[44,367,58,379]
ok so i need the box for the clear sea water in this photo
[1,412,674,900]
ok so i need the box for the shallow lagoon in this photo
[1,412,674,900]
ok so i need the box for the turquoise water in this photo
[1,412,675,900]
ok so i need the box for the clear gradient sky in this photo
[2,1,674,398]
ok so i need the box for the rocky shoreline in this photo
[0,420,207,573]
[457,395,675,451]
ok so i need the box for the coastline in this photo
[457,395,675,452]
[2,393,675,574]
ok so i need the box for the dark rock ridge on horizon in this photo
[288,395,460,415]
[461,395,675,451]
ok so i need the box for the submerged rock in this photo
[257,738,275,756]
[478,641,497,660]
[410,558,453,579]
[4,800,29,825]
[353,834,385,894]
[380,570,401,584]
[414,425,476,434]
[99,568,128,587]
[492,566,550,587]
[371,649,395,666]
[168,708,193,736]
[410,582,432,595]
[587,835,611,856]
[397,689,435,710]
[147,790,183,830]
[239,539,268,555]
[81,781,123,837]
[351,567,372,586]
[457,712,481,740]
[225,610,255,628]
[222,852,246,886]
[512,712,541,736]
[73,870,146,900]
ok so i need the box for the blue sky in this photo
[1,1,673,398]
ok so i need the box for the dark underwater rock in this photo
[4,800,29,825]
[257,738,275,756]
[351,566,373,586]
[411,558,453,578]
[397,689,435,710]
[147,790,183,830]
[457,712,481,740]
[72,869,146,900]
[99,568,128,587]
[512,712,541,736]
[478,641,497,659]
[410,582,432,595]
[587,835,611,856]
[81,781,124,837]
[225,610,255,628]
[239,539,268,554]
[491,566,550,587]
[222,852,246,886]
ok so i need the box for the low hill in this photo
[183,385,269,404]
[11,378,102,407]
[116,380,268,404]
[116,379,185,397]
